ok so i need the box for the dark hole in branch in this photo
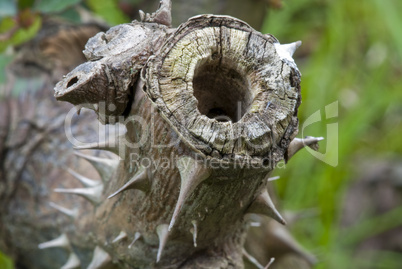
[193,59,251,123]
[67,77,79,88]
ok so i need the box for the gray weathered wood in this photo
[0,1,319,268]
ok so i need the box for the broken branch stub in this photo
[50,8,306,268]
[54,21,171,124]
[146,15,301,161]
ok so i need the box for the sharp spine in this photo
[75,105,82,115]
[139,10,145,21]
[267,176,280,182]
[269,221,317,265]
[65,167,101,187]
[156,224,169,263]
[38,233,70,250]
[264,258,275,269]
[74,152,119,183]
[242,248,264,269]
[190,220,198,247]
[250,222,261,227]
[54,184,103,205]
[93,103,99,111]
[128,232,141,249]
[108,165,150,199]
[112,231,127,244]
[287,136,324,161]
[169,157,211,231]
[61,252,81,269]
[246,189,286,225]
[74,137,123,157]
[87,246,112,269]
[153,0,172,26]
[49,202,79,219]
[280,41,302,57]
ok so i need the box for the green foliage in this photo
[0,251,14,269]
[33,0,81,13]
[0,13,42,52]
[85,0,129,25]
[0,0,130,53]
[263,0,402,268]
[18,0,35,10]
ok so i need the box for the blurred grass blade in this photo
[34,0,81,13]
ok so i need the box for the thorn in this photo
[61,252,81,269]
[280,41,302,57]
[242,248,264,269]
[49,202,79,219]
[54,184,103,205]
[38,234,70,250]
[169,157,211,231]
[74,152,119,183]
[156,224,169,263]
[264,258,275,269]
[286,136,324,161]
[65,167,101,188]
[267,176,280,182]
[190,220,198,247]
[93,103,99,112]
[269,221,317,265]
[128,232,141,249]
[75,105,82,115]
[139,10,145,21]
[274,41,302,62]
[246,189,286,225]
[87,246,112,269]
[112,231,127,244]
[153,0,172,26]
[108,165,150,199]
[73,135,125,157]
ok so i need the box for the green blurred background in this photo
[1,0,401,268]
[265,1,402,268]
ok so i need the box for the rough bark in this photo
[0,1,321,268]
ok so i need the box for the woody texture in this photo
[0,1,322,268]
